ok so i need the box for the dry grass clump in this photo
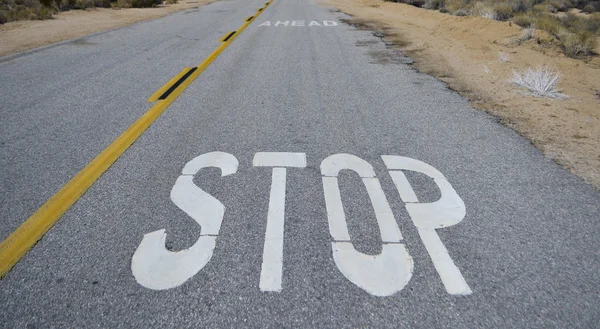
[511,65,566,98]
[521,24,537,39]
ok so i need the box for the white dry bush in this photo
[484,65,490,74]
[481,9,498,20]
[521,25,536,41]
[499,52,510,62]
[473,3,498,20]
[510,66,566,98]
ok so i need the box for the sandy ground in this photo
[0,1,214,57]
[322,0,600,189]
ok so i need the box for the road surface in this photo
[0,0,599,327]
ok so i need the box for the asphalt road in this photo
[1,0,599,327]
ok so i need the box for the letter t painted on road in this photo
[253,152,307,292]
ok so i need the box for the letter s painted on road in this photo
[131,152,238,290]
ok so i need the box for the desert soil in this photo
[322,0,600,189]
[0,1,213,57]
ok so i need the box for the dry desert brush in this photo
[511,65,566,98]
[384,0,600,58]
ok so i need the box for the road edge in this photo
[0,2,215,65]
[320,1,600,191]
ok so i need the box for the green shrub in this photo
[513,13,537,27]
[512,0,529,13]
[31,4,53,18]
[533,3,550,12]
[385,0,427,7]
[73,0,111,8]
[130,0,160,7]
[113,0,161,8]
[512,0,545,13]
[582,1,600,13]
[73,0,94,8]
[0,0,163,24]
[424,0,445,9]
[1,0,55,23]
[572,0,600,10]
[548,0,571,12]
[114,0,131,7]
[38,0,54,7]
[493,3,515,20]
[584,12,600,33]
[560,12,600,33]
[558,29,597,57]
[536,14,563,34]
[407,0,427,6]
[444,0,469,12]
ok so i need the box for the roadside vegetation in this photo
[511,65,565,97]
[0,0,174,24]
[386,0,600,57]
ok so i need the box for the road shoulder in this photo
[320,0,600,189]
[0,1,215,57]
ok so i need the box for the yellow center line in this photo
[147,67,192,102]
[0,0,274,278]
